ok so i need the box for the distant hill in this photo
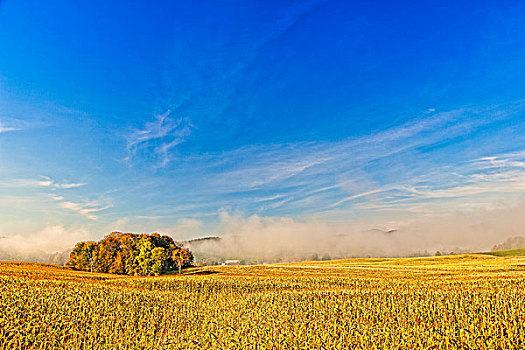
[480,248,525,257]
[184,236,221,245]
[364,229,397,235]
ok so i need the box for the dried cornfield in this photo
[1,254,525,349]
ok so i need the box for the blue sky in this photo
[1,1,525,251]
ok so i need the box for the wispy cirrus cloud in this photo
[125,111,193,167]
[0,176,86,190]
[58,200,112,221]
[39,176,86,189]
[334,151,525,215]
[1,176,86,189]
[0,118,23,133]
[55,182,85,189]
[177,101,525,218]
[0,125,19,133]
[204,103,519,192]
[48,194,64,201]
[0,175,107,220]
[0,116,45,134]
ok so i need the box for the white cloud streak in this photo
[199,103,521,203]
[134,100,522,228]
[0,118,22,133]
[333,151,525,215]
[1,176,86,190]
[58,200,112,220]
[0,125,19,133]
[125,111,192,167]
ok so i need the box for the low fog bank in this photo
[188,204,525,265]
[2,202,525,266]
[0,225,88,265]
[492,236,525,251]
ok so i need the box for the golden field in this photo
[1,254,525,349]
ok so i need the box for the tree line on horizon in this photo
[67,232,193,276]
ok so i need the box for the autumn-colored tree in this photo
[111,251,124,274]
[67,232,192,276]
[172,247,193,275]
[93,235,120,273]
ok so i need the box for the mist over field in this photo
[0,225,88,264]
[187,201,525,264]
[0,196,525,264]
[2,191,525,268]
[4,200,524,265]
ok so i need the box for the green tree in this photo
[67,241,96,272]
[120,234,139,275]
[151,247,166,276]
[136,236,154,276]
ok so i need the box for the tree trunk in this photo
[178,263,181,275]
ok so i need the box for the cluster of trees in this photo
[67,232,193,276]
